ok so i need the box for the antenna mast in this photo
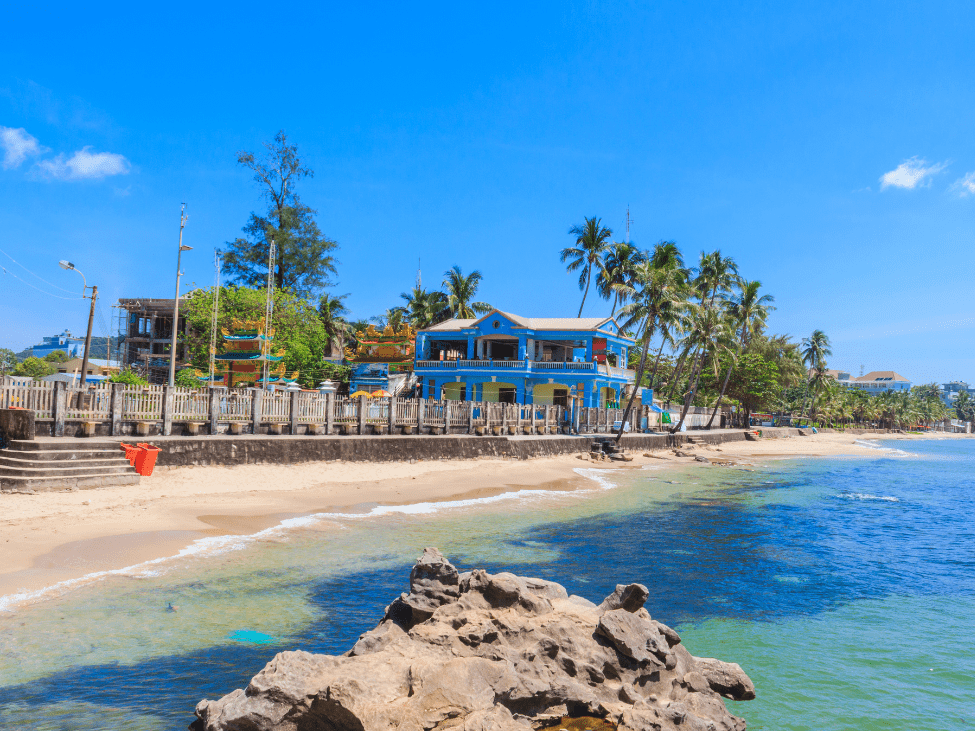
[625,206,633,244]
[263,236,276,389]
[209,251,221,385]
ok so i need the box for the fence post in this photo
[162,385,174,436]
[444,400,452,434]
[388,396,397,435]
[357,394,367,435]
[468,400,475,433]
[290,390,300,435]
[52,381,66,438]
[530,403,536,433]
[325,393,334,435]
[544,405,551,433]
[209,387,223,435]
[251,388,263,434]
[110,383,123,436]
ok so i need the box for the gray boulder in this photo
[192,548,754,731]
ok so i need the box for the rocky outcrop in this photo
[192,548,755,731]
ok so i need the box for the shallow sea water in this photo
[0,438,972,730]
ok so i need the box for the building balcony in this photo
[414,359,635,382]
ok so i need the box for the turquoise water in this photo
[0,438,972,729]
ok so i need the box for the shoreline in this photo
[0,431,966,606]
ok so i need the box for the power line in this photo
[0,246,81,295]
[1,265,82,301]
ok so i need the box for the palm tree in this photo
[318,293,351,357]
[400,285,450,329]
[799,329,832,423]
[664,250,737,423]
[613,260,690,441]
[442,266,491,319]
[706,280,775,428]
[598,242,645,316]
[371,308,405,331]
[671,304,734,432]
[561,217,613,316]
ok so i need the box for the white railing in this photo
[120,385,164,421]
[0,382,601,436]
[263,392,290,423]
[332,396,357,424]
[1,380,56,418]
[533,361,595,371]
[415,360,457,369]
[221,390,252,421]
[172,387,209,421]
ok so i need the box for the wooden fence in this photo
[1,377,643,437]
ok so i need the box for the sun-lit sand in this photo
[0,430,966,598]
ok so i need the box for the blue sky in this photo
[2,1,973,384]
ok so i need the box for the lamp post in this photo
[58,260,96,388]
[169,204,192,387]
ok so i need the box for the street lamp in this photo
[169,205,192,387]
[59,260,96,388]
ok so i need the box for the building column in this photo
[466,336,475,359]
[465,381,473,401]
[518,336,528,360]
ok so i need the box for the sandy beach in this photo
[0,431,966,600]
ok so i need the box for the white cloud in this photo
[0,126,45,169]
[879,156,947,190]
[36,146,130,180]
[952,171,975,196]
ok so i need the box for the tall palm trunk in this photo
[666,344,694,406]
[706,325,747,429]
[578,268,592,317]
[615,318,653,443]
[648,341,667,391]
[672,351,706,433]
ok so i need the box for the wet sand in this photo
[0,431,962,599]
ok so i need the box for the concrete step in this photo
[0,463,136,478]
[0,449,125,462]
[0,455,131,470]
[1,473,142,492]
[5,440,122,452]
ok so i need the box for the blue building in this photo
[31,330,84,360]
[414,311,636,407]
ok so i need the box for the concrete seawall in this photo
[99,428,804,467]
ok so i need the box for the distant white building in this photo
[810,369,912,394]
[940,381,975,405]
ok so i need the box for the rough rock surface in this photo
[192,548,755,731]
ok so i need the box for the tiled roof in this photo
[853,371,910,382]
[420,310,619,333]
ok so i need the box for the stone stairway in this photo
[0,440,141,492]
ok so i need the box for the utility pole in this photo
[209,250,221,385]
[79,285,97,389]
[169,204,191,387]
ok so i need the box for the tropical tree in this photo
[318,293,352,356]
[954,390,975,423]
[706,280,775,428]
[372,308,405,331]
[671,304,735,432]
[399,285,450,329]
[182,285,330,388]
[442,266,491,319]
[561,216,613,316]
[0,348,17,376]
[43,349,71,363]
[222,131,339,299]
[613,244,692,440]
[11,357,55,379]
[598,242,644,316]
[798,329,832,423]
